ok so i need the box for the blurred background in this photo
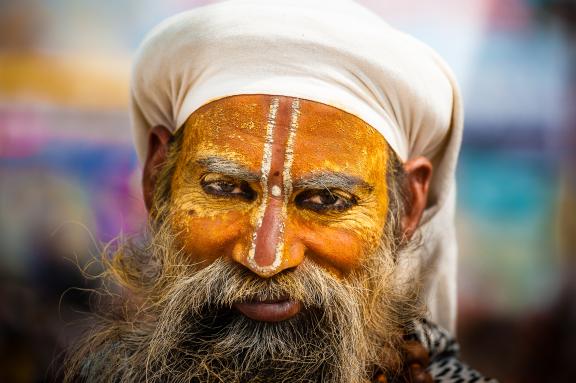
[0,0,574,381]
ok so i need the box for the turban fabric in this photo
[131,0,464,333]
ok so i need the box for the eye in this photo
[201,175,256,201]
[295,189,357,213]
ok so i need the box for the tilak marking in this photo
[248,98,300,274]
[247,97,279,271]
[275,98,300,265]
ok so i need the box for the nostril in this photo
[235,261,262,277]
[279,265,299,274]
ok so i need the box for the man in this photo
[64,0,496,382]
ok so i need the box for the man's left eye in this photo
[295,189,356,213]
[201,177,256,201]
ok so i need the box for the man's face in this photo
[170,94,391,282]
[67,95,418,383]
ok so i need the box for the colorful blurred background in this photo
[1,0,575,382]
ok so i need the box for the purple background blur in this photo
[1,0,575,382]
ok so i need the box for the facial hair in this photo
[62,214,421,383]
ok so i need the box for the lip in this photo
[233,298,302,322]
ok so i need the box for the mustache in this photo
[150,256,364,328]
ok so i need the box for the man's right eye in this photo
[201,176,256,201]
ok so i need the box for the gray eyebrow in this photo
[293,171,373,193]
[196,156,260,182]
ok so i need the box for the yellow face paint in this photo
[170,94,390,278]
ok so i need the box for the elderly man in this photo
[63,0,495,382]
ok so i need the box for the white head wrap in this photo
[131,0,463,333]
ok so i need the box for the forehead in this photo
[180,95,390,178]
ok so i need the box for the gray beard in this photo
[64,233,419,383]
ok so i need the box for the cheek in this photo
[172,210,252,263]
[291,218,376,274]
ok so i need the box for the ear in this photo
[402,157,433,240]
[142,126,173,211]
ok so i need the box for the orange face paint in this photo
[170,94,390,278]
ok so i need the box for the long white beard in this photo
[64,228,419,383]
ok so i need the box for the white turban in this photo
[131,0,463,333]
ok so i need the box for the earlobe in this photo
[142,126,173,211]
[401,157,433,240]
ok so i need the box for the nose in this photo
[231,95,305,277]
[232,197,305,278]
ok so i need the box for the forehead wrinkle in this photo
[196,155,261,182]
[293,171,373,193]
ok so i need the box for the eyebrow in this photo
[293,171,373,194]
[195,156,261,182]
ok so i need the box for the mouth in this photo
[233,297,302,322]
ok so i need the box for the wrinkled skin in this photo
[138,94,433,381]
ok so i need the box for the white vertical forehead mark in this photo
[273,98,300,264]
[247,97,279,271]
[284,98,300,197]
